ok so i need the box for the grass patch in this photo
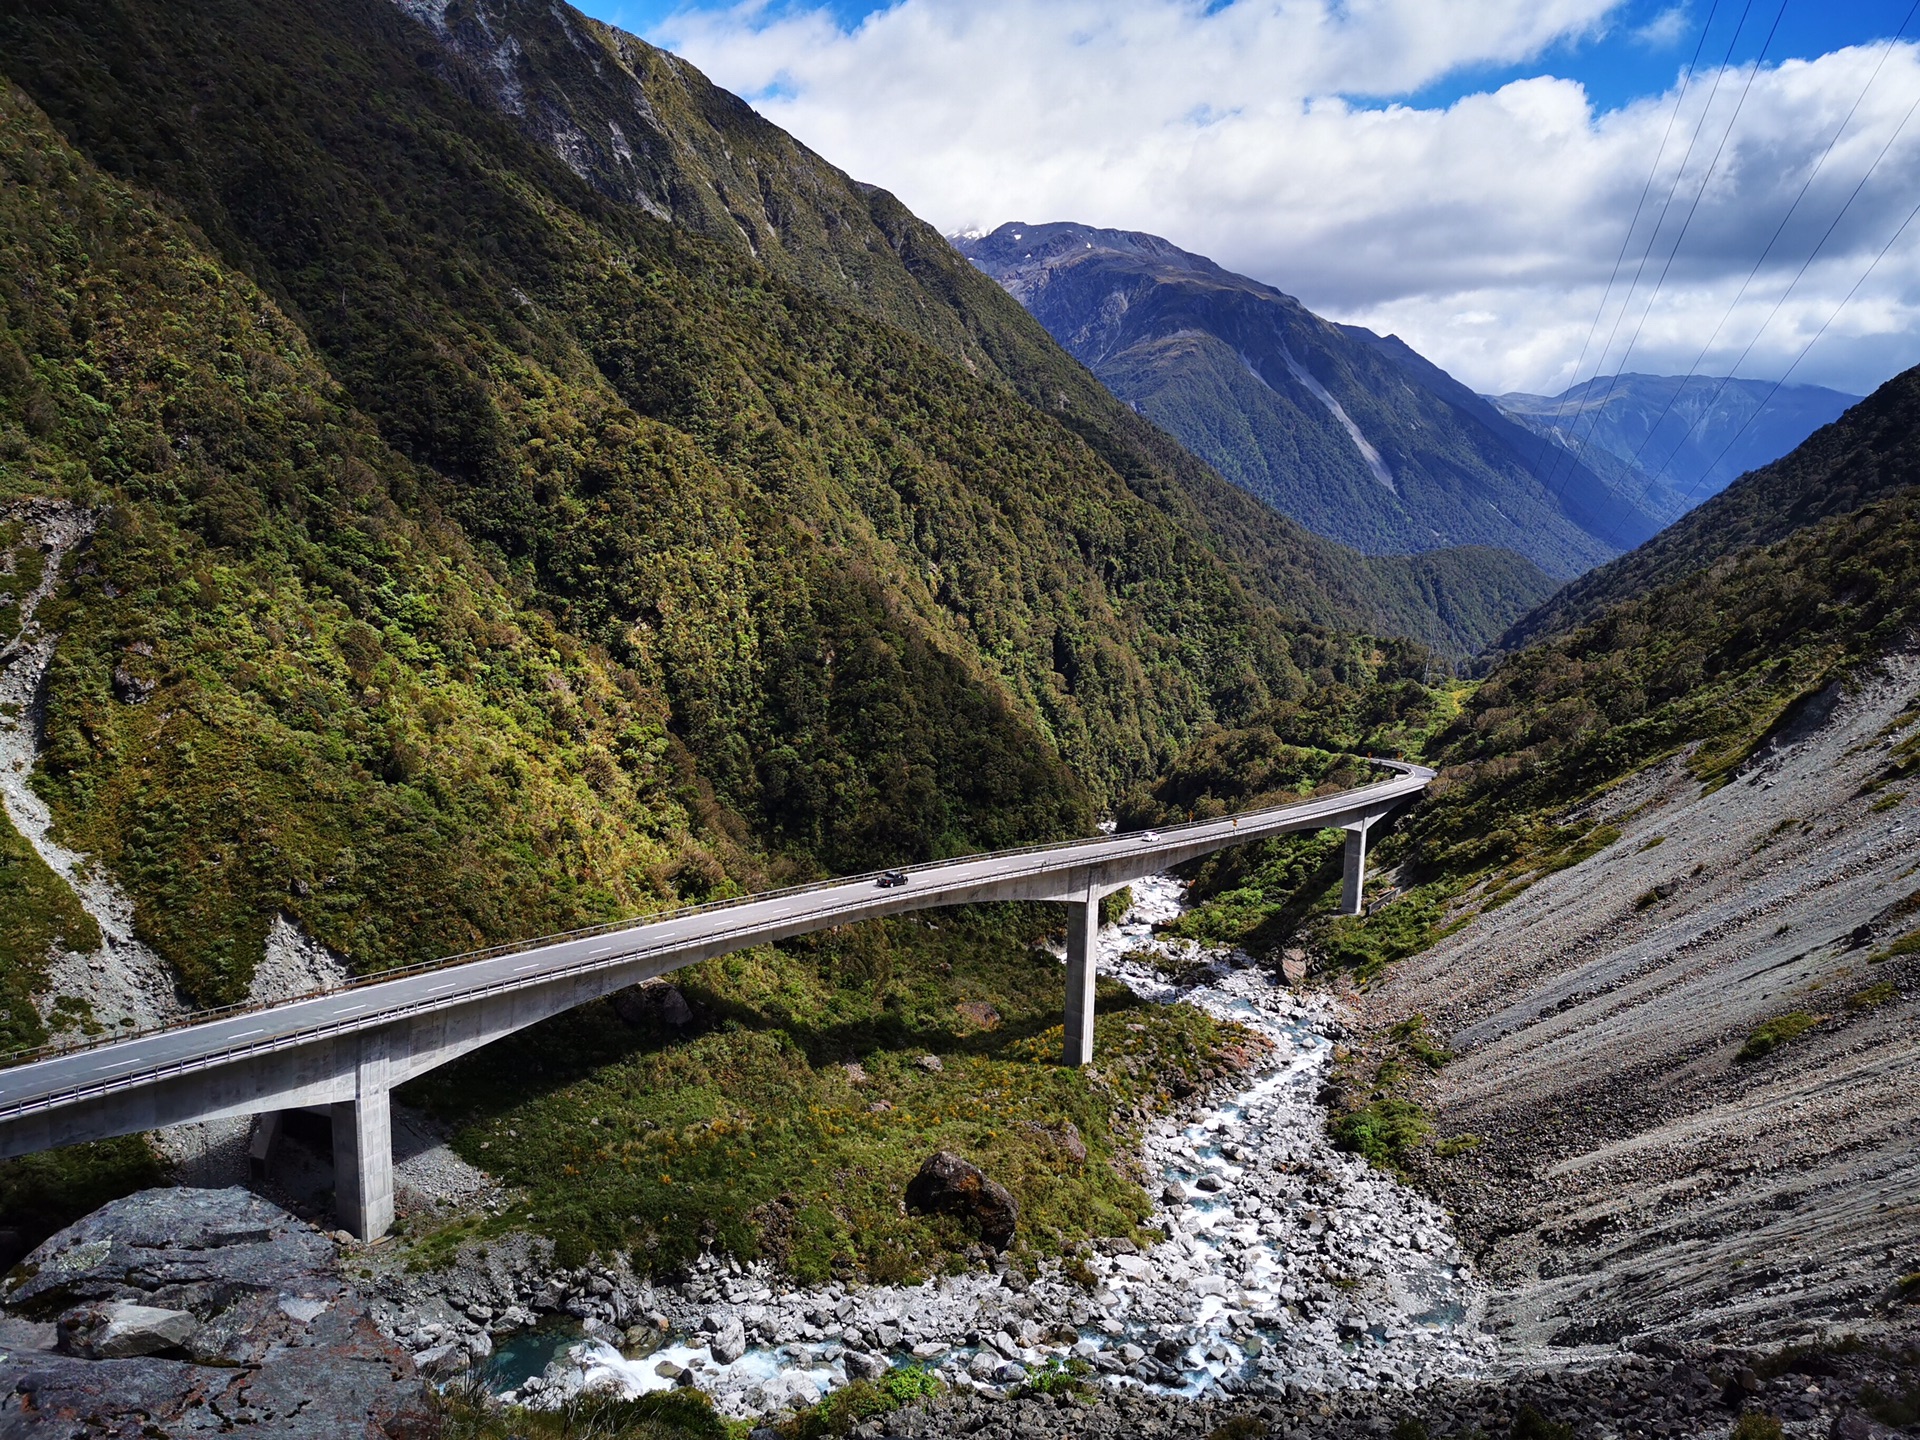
[1735,1012,1820,1063]
[1867,926,1920,965]
[1388,1014,1451,1069]
[1870,793,1907,813]
[1433,1133,1483,1159]
[1730,1415,1784,1440]
[1318,885,1458,985]
[1847,981,1896,1010]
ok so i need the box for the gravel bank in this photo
[1367,649,1920,1352]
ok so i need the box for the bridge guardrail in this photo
[0,758,1429,1076]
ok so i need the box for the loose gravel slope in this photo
[1367,650,1920,1352]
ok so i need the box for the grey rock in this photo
[413,1340,468,1378]
[0,1187,429,1438]
[844,1349,889,1380]
[2,1187,332,1318]
[56,1301,198,1359]
[710,1314,748,1364]
[612,979,694,1030]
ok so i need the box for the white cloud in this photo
[650,0,1920,395]
[1633,5,1691,47]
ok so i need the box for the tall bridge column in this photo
[1063,890,1100,1067]
[331,1029,393,1241]
[1339,815,1374,916]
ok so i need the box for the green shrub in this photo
[433,1384,730,1440]
[780,1367,939,1440]
[1729,1412,1784,1440]
[1018,1357,1091,1399]
[1330,1098,1432,1170]
[1735,1012,1820,1063]
[1847,982,1896,1009]
[1434,1133,1484,1159]
[1510,1406,1573,1440]
[0,1137,166,1256]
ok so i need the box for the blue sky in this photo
[583,0,1918,112]
[568,0,1920,396]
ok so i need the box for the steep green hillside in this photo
[1498,367,1915,650]
[955,222,1662,578]
[0,68,1278,1277]
[0,82,726,1011]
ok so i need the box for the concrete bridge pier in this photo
[1063,890,1101,1067]
[331,1030,394,1241]
[1340,814,1378,916]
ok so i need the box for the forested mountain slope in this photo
[1498,366,1919,650]
[0,0,1480,1030]
[954,221,1661,578]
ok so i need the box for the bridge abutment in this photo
[330,1031,394,1241]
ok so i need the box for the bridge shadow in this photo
[396,920,1156,1125]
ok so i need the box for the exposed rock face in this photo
[903,1151,1017,1250]
[0,1187,429,1437]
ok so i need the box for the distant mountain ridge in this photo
[953,221,1665,579]
[1496,366,1916,651]
[1493,374,1861,524]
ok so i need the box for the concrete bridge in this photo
[0,761,1431,1240]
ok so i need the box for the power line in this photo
[1669,184,1920,500]
[1618,2,1920,486]
[1557,0,1790,495]
[1546,0,1790,535]
[1641,41,1920,500]
[1532,0,1724,502]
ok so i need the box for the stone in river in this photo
[708,1315,748,1364]
[843,1350,888,1380]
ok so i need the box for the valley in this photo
[0,0,1915,1438]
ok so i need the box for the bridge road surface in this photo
[0,760,1433,1239]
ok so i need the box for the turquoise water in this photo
[484,1319,584,1392]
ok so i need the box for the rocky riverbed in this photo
[366,876,1488,1421]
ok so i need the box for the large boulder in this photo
[705,1312,747,1364]
[611,980,694,1031]
[2,1186,332,1318]
[903,1151,1018,1250]
[0,1187,429,1438]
